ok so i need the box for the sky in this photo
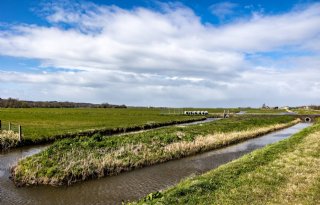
[0,0,320,107]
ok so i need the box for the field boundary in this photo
[0,117,207,150]
[0,120,24,149]
[0,120,23,139]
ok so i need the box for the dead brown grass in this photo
[0,130,20,149]
[164,119,301,158]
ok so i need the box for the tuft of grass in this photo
[11,116,297,187]
[131,120,320,205]
[0,130,20,149]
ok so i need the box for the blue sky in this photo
[0,0,320,107]
[1,0,318,25]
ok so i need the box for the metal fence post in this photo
[19,125,22,141]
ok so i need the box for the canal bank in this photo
[133,122,318,205]
[0,122,310,205]
[11,116,297,187]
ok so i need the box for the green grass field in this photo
[0,107,286,144]
[11,115,297,186]
[243,108,288,113]
[0,108,204,144]
[292,108,320,115]
[133,120,320,205]
[186,108,288,114]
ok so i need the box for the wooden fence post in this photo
[19,125,22,142]
[9,122,11,131]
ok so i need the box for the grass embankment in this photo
[0,108,204,149]
[244,108,288,114]
[292,108,320,115]
[11,116,297,187]
[133,120,320,205]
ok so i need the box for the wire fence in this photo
[0,120,23,141]
[160,108,186,115]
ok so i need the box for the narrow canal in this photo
[0,123,310,205]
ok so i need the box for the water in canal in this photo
[0,123,310,205]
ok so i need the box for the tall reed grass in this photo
[0,130,20,149]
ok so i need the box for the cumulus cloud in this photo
[0,2,320,106]
[0,5,245,75]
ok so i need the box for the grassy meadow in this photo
[186,108,289,114]
[243,108,288,114]
[292,108,320,115]
[11,115,297,186]
[0,108,205,147]
[0,107,288,148]
[132,120,320,205]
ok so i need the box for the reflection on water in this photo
[0,123,310,205]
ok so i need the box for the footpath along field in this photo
[133,120,320,205]
[0,108,204,149]
[11,116,298,186]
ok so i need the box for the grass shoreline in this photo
[0,108,210,149]
[132,120,319,205]
[0,117,206,150]
[11,116,298,187]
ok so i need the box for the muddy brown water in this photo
[0,123,310,205]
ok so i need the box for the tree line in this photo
[0,98,127,108]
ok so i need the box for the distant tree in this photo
[0,98,127,108]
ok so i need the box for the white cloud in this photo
[0,2,320,107]
[209,2,238,20]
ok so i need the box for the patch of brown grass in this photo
[0,130,20,149]
[164,119,301,158]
